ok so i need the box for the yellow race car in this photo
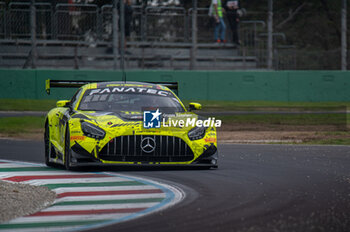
[45,80,218,170]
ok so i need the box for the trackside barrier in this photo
[54,4,98,40]
[145,7,187,42]
[0,69,350,102]
[8,2,52,39]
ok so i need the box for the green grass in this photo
[0,116,45,134]
[320,131,350,136]
[0,99,349,145]
[302,138,350,145]
[183,100,350,112]
[217,113,348,126]
[0,99,57,111]
[269,139,350,145]
[0,115,349,145]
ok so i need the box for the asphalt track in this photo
[0,139,349,232]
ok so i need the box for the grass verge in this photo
[0,99,56,111]
[0,116,45,135]
[0,99,349,145]
[302,138,350,145]
[216,113,348,126]
[183,100,350,112]
[0,116,349,145]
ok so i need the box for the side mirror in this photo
[189,102,202,111]
[56,100,70,108]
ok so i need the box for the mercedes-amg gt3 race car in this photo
[45,80,218,169]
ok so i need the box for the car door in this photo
[51,108,69,153]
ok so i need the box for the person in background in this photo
[211,0,226,43]
[225,0,240,45]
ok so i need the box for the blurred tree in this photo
[273,0,342,51]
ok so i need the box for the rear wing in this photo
[45,79,179,95]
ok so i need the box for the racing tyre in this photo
[44,123,54,167]
[64,127,75,170]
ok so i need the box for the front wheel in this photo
[44,123,53,167]
[64,127,75,170]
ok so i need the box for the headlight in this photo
[81,121,105,139]
[188,126,207,141]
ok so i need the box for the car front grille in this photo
[99,135,194,162]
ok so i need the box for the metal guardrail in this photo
[240,20,266,49]
[188,8,213,43]
[1,3,297,70]
[145,7,187,42]
[8,2,31,38]
[100,5,143,41]
[188,8,267,45]
[54,4,98,40]
[1,3,269,46]
[8,2,52,39]
[131,6,144,41]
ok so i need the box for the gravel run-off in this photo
[0,180,56,223]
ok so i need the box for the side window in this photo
[70,88,83,109]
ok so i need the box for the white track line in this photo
[9,213,132,223]
[0,226,84,232]
[53,185,157,194]
[53,193,166,203]
[40,202,158,212]
[24,177,128,185]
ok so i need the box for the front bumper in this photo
[70,142,218,168]
[67,162,218,169]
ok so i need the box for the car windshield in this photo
[78,87,185,113]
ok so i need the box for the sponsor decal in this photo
[111,122,141,128]
[70,130,81,134]
[143,109,161,129]
[105,83,154,88]
[70,135,86,141]
[205,138,217,143]
[121,111,142,115]
[89,87,170,97]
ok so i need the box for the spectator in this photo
[210,0,226,43]
[224,0,240,45]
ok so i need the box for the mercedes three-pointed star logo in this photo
[141,137,156,153]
